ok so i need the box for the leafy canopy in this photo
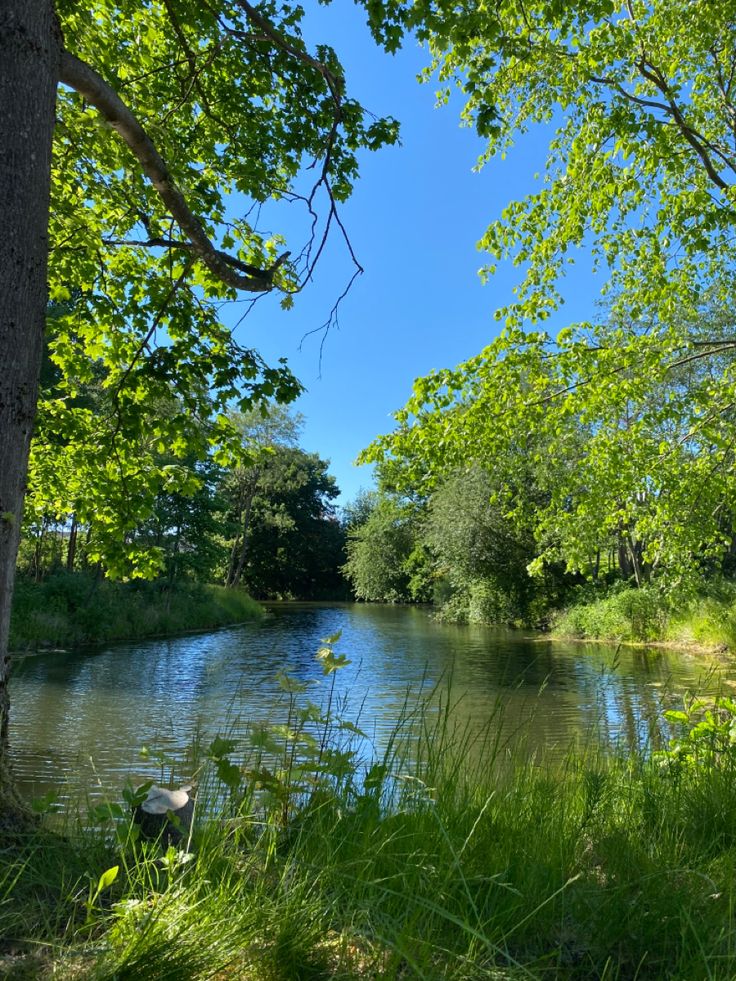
[357,0,736,590]
[361,0,736,323]
[36,0,399,577]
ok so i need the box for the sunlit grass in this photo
[554,580,736,651]
[4,672,736,979]
[9,573,263,652]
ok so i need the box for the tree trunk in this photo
[33,520,45,582]
[0,0,60,816]
[225,532,241,586]
[230,489,256,588]
[227,469,259,588]
[66,514,78,573]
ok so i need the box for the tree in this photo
[343,494,418,603]
[360,0,736,326]
[135,454,228,585]
[234,445,344,599]
[425,467,540,623]
[222,405,303,589]
[0,1,398,810]
[363,298,736,597]
[356,0,736,600]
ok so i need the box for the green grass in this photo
[553,581,736,650]
[9,572,264,652]
[4,681,736,979]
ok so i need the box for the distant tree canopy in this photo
[19,404,348,602]
[219,408,346,599]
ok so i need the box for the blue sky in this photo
[226,2,602,507]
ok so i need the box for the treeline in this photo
[343,297,736,634]
[18,405,348,603]
[342,481,572,627]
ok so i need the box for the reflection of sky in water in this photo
[9,603,728,802]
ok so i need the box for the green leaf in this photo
[208,735,238,760]
[97,865,119,894]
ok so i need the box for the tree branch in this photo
[59,51,276,293]
[232,1,344,111]
[636,57,734,191]
[102,236,289,278]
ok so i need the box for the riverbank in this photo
[550,584,736,656]
[9,573,264,653]
[4,681,736,979]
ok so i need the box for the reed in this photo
[3,660,736,979]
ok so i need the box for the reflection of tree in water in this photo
[9,606,728,801]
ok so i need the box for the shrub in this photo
[554,583,669,642]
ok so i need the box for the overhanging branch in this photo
[102,236,289,278]
[59,51,276,294]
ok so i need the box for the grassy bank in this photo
[552,582,736,653]
[9,573,264,652]
[4,662,736,979]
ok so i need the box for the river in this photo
[8,602,730,805]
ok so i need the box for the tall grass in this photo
[554,580,736,650]
[9,572,263,652]
[4,673,736,978]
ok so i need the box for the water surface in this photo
[9,602,728,802]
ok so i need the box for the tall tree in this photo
[235,445,344,599]
[223,406,302,589]
[357,0,736,597]
[0,0,397,811]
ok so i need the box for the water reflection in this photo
[9,603,726,802]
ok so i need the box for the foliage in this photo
[17,402,349,609]
[342,494,420,603]
[341,487,379,532]
[363,297,736,599]
[8,573,263,652]
[223,443,346,600]
[360,0,736,325]
[554,578,736,648]
[135,455,230,584]
[9,669,736,977]
[30,0,400,579]
[353,0,736,603]
[425,466,545,622]
[657,695,736,775]
[341,472,573,623]
[554,583,670,642]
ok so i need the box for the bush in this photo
[554,583,669,642]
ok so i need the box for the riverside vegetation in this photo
[5,643,736,980]
[10,406,348,652]
[4,2,736,978]
[8,574,264,652]
[338,2,736,648]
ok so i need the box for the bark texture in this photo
[0,0,60,812]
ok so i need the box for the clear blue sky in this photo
[224,3,602,506]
